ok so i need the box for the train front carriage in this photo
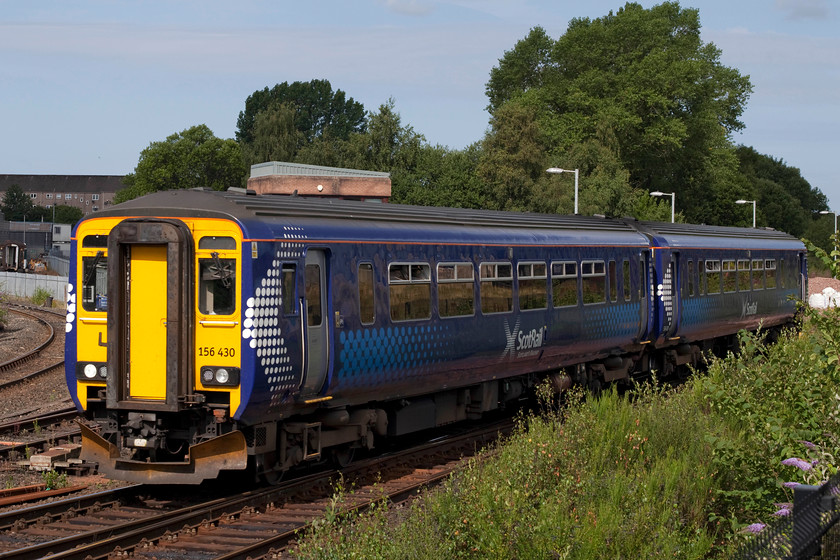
[67,207,256,483]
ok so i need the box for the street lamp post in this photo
[650,191,675,223]
[546,168,579,215]
[735,199,756,228]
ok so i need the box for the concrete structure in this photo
[0,271,67,304]
[247,162,391,202]
[0,174,126,214]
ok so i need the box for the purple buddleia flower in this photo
[800,440,817,449]
[781,457,813,471]
[773,508,792,517]
[743,523,766,534]
[783,481,801,489]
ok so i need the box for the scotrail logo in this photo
[500,318,547,360]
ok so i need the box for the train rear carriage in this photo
[634,221,805,372]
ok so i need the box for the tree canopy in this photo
[237,79,366,167]
[115,125,246,203]
[112,1,829,246]
[0,184,35,221]
[483,2,754,223]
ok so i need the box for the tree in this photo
[1,184,35,221]
[236,79,366,160]
[485,2,754,224]
[116,125,246,203]
[52,205,84,226]
[735,145,827,238]
[240,103,302,166]
[477,100,547,212]
[397,143,488,209]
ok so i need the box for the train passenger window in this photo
[438,263,475,318]
[685,260,694,297]
[305,264,323,326]
[581,260,606,304]
[358,263,375,324]
[199,236,236,250]
[281,264,296,315]
[518,262,547,310]
[623,260,631,301]
[765,259,777,289]
[751,259,764,290]
[82,235,108,248]
[551,261,578,307]
[779,258,786,289]
[81,252,108,312]
[722,260,736,293]
[199,256,236,315]
[737,260,750,291]
[609,261,617,303]
[705,260,721,294]
[480,263,513,314]
[389,263,431,321]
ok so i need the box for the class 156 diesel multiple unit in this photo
[64,189,807,484]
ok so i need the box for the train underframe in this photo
[80,325,787,485]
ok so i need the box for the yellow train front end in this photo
[68,214,250,484]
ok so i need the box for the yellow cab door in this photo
[127,244,168,400]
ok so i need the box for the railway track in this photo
[0,419,511,559]
[0,306,56,375]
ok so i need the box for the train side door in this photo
[301,249,329,396]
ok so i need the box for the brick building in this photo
[0,174,126,214]
[247,162,391,201]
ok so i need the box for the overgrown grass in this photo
[295,306,840,559]
[30,287,52,306]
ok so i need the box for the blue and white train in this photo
[64,189,806,484]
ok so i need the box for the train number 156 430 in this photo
[198,346,236,358]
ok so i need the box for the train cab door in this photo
[637,250,654,343]
[798,251,808,301]
[301,249,329,396]
[664,253,679,338]
[106,219,194,411]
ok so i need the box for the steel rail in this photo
[0,307,55,372]
[2,420,511,559]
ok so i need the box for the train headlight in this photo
[76,362,107,382]
[200,366,240,387]
[215,368,230,384]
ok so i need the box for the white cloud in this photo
[382,0,436,16]
[774,0,830,21]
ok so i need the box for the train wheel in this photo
[261,468,285,486]
[332,445,356,469]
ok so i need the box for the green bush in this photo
[30,287,52,306]
[294,308,840,558]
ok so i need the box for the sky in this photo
[2,0,839,211]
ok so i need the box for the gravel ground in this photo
[809,275,840,298]
[0,301,123,502]
[0,304,71,422]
